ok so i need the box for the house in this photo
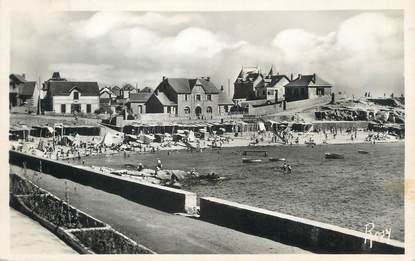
[140,86,153,93]
[99,87,116,104]
[147,77,220,118]
[233,66,264,101]
[111,85,121,98]
[284,73,332,102]
[218,86,234,115]
[42,72,100,114]
[255,67,290,102]
[129,91,153,115]
[121,83,135,99]
[9,73,38,111]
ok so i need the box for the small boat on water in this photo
[269,157,286,162]
[358,150,369,154]
[242,158,263,163]
[325,153,344,159]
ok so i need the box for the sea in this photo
[83,142,405,241]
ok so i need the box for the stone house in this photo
[284,74,332,102]
[147,77,221,118]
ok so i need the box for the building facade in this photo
[233,66,263,101]
[9,73,37,110]
[147,77,221,118]
[255,68,290,102]
[284,73,332,102]
[42,72,100,114]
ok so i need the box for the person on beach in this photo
[281,161,287,173]
[137,163,144,171]
[157,159,162,169]
[287,164,292,174]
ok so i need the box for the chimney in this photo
[290,74,293,81]
[312,73,316,83]
[162,76,166,81]
[22,73,26,79]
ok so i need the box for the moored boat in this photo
[269,157,286,162]
[242,158,263,163]
[325,153,344,159]
[358,150,369,154]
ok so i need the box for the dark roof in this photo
[122,84,135,91]
[111,86,121,96]
[285,74,332,88]
[266,75,290,88]
[155,92,177,106]
[52,72,60,79]
[19,81,36,96]
[48,81,100,96]
[130,92,153,103]
[163,77,219,94]
[141,87,153,93]
[218,91,233,105]
[47,72,66,82]
[197,78,220,94]
[10,74,26,83]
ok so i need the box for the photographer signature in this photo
[364,223,391,248]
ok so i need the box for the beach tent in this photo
[137,134,154,144]
[257,121,266,132]
[103,132,124,146]
[187,130,196,142]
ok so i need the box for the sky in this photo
[10,10,404,97]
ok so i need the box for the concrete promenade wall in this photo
[200,197,404,254]
[9,150,197,213]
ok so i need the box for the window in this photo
[184,106,190,114]
[86,104,91,113]
[196,94,201,101]
[207,94,211,101]
[185,94,188,101]
[61,104,66,113]
[207,106,212,113]
[71,104,81,113]
[224,105,229,113]
[73,91,79,100]
[167,106,171,113]
[138,105,142,114]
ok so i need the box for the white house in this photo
[43,72,100,114]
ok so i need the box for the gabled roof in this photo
[235,67,262,82]
[196,78,220,94]
[218,91,233,105]
[122,84,135,91]
[163,77,219,94]
[19,81,36,96]
[48,81,100,96]
[285,74,332,88]
[10,74,27,83]
[130,92,153,103]
[154,92,177,106]
[100,87,115,96]
[265,75,290,88]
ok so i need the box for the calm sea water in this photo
[83,142,404,240]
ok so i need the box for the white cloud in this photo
[271,12,403,95]
[74,12,192,39]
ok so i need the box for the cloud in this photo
[271,12,403,96]
[11,11,403,97]
[74,12,192,39]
